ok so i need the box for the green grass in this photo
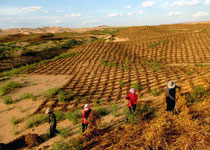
[111,104,120,117]
[2,96,14,104]
[151,88,161,96]
[0,81,21,96]
[25,114,48,128]
[96,106,109,116]
[47,87,60,98]
[52,52,81,61]
[59,127,72,138]
[100,59,108,66]
[131,82,141,91]
[201,29,207,33]
[149,61,161,71]
[194,63,210,67]
[65,110,82,124]
[19,93,36,101]
[120,79,125,86]
[147,40,168,48]
[52,138,83,150]
[10,116,20,125]
[58,91,66,102]
[186,71,193,75]
[54,110,65,121]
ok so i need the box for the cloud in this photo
[83,20,100,24]
[65,13,82,18]
[160,2,169,8]
[172,0,200,7]
[193,12,208,17]
[126,5,131,8]
[56,10,64,13]
[108,13,124,17]
[128,12,133,16]
[167,12,183,16]
[205,0,210,4]
[54,20,63,23]
[43,10,49,13]
[141,1,156,7]
[22,6,42,12]
[138,10,144,14]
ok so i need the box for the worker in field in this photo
[126,88,138,114]
[45,108,59,137]
[82,104,92,133]
[166,81,181,111]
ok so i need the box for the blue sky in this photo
[0,0,209,29]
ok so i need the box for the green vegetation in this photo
[151,88,161,96]
[96,106,109,116]
[52,52,81,61]
[65,110,82,124]
[19,93,36,101]
[52,138,83,150]
[10,116,20,125]
[194,63,210,67]
[186,71,193,76]
[47,87,60,98]
[98,28,126,35]
[57,90,74,102]
[131,82,141,91]
[186,85,209,106]
[59,127,72,138]
[147,40,168,48]
[25,114,48,128]
[0,81,21,96]
[201,29,207,33]
[2,96,14,104]
[120,79,125,86]
[54,110,65,121]
[100,59,108,66]
[111,104,120,117]
[149,61,161,71]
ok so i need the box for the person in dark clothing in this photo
[45,108,59,137]
[82,104,91,133]
[166,81,181,111]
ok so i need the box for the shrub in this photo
[120,79,125,86]
[96,106,109,116]
[65,110,82,124]
[10,116,20,125]
[151,88,161,96]
[150,61,161,71]
[52,138,83,150]
[3,96,13,104]
[100,59,108,66]
[54,110,65,121]
[47,87,60,98]
[59,127,72,138]
[25,114,48,128]
[52,140,70,150]
[131,82,141,91]
[58,91,66,102]
[19,93,36,101]
[0,81,21,96]
[111,104,120,117]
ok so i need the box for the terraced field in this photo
[27,23,210,113]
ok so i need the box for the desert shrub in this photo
[100,59,108,66]
[109,37,115,41]
[52,140,70,150]
[150,61,161,71]
[3,96,14,104]
[120,79,125,86]
[0,81,21,96]
[111,104,120,117]
[109,61,116,67]
[65,110,82,124]
[151,88,161,96]
[52,52,81,61]
[186,71,193,75]
[96,106,109,116]
[38,59,49,65]
[47,87,60,98]
[10,116,20,125]
[54,110,65,121]
[58,91,66,102]
[19,93,36,101]
[25,114,48,128]
[123,106,135,123]
[52,138,83,150]
[59,127,72,138]
[131,82,141,91]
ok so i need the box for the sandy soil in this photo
[0,74,70,143]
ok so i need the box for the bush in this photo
[131,82,141,91]
[52,140,70,150]
[96,106,109,116]
[48,87,60,98]
[65,110,82,124]
[25,114,48,128]
[52,138,83,150]
[3,96,14,104]
[54,110,65,121]
[120,79,125,86]
[10,116,20,125]
[151,88,161,96]
[59,127,72,138]
[0,81,21,96]
[19,93,36,101]
[111,104,120,117]
[58,90,74,102]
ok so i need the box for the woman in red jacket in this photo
[126,88,138,113]
[82,104,91,133]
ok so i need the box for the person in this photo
[166,81,181,111]
[125,88,138,114]
[82,104,92,133]
[45,108,59,137]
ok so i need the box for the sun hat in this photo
[84,104,90,111]
[167,81,176,89]
[130,88,136,94]
[45,108,51,114]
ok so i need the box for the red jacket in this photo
[126,93,138,108]
[82,109,91,124]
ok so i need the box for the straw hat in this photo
[45,108,51,114]
[84,104,90,111]
[167,81,175,89]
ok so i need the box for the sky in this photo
[0,0,209,29]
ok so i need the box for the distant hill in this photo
[0,26,110,36]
